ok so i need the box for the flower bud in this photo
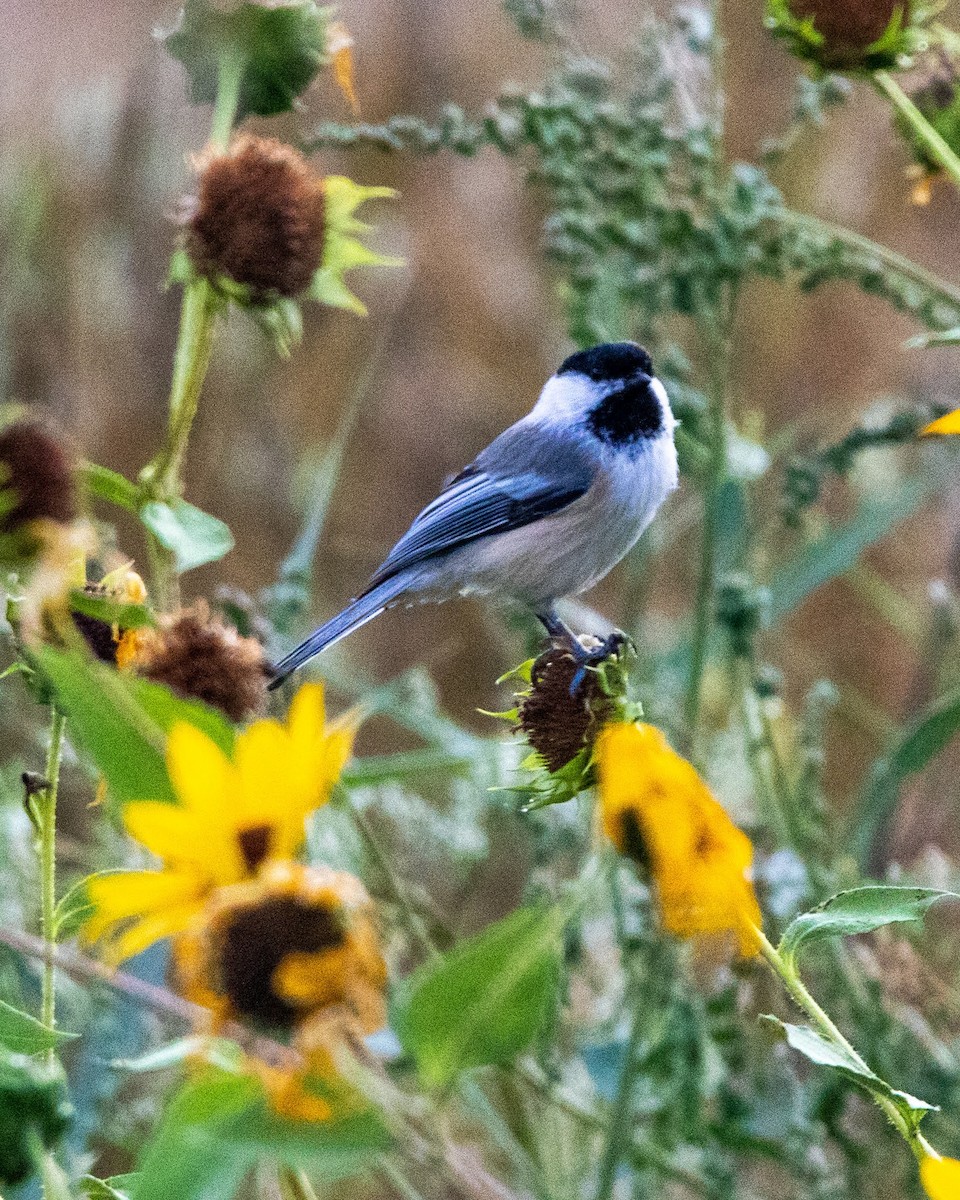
[186,136,326,299]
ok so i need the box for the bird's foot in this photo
[563,630,633,696]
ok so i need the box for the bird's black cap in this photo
[557,342,654,382]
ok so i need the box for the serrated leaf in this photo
[779,886,955,968]
[768,1018,937,1123]
[0,1000,76,1055]
[393,906,564,1089]
[140,499,234,573]
[163,0,330,120]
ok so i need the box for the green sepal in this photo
[162,0,332,120]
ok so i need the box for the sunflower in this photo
[596,722,762,957]
[83,683,356,962]
[921,1154,960,1200]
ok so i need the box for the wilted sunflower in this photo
[84,684,356,962]
[174,860,386,1036]
[596,722,762,957]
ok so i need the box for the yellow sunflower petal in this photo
[923,408,960,436]
[122,802,207,864]
[83,870,202,943]
[166,722,234,821]
[921,1155,960,1200]
[105,900,206,965]
[236,718,299,825]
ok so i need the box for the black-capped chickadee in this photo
[269,342,678,688]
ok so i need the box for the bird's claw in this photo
[564,630,633,696]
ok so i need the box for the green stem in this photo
[755,927,936,1162]
[593,997,645,1200]
[210,47,245,152]
[777,208,960,318]
[37,709,66,1052]
[683,301,734,759]
[874,70,960,193]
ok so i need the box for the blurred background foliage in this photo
[6,1,960,1198]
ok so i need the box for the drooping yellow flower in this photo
[84,684,356,962]
[174,860,386,1036]
[923,409,960,436]
[921,1153,960,1200]
[596,722,762,957]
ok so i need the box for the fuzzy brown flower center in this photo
[237,823,273,873]
[187,136,326,299]
[517,647,612,772]
[217,895,346,1029]
[0,421,77,536]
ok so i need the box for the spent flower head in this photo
[83,683,356,961]
[70,565,149,667]
[596,722,762,957]
[766,0,932,72]
[131,600,269,722]
[494,638,641,809]
[174,860,386,1035]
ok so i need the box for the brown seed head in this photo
[517,647,613,773]
[134,601,269,722]
[71,584,118,664]
[0,421,77,538]
[187,135,326,298]
[174,862,387,1034]
[786,0,910,66]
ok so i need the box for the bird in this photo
[269,341,678,689]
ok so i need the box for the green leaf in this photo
[853,685,960,866]
[779,886,955,968]
[140,500,234,573]
[69,590,154,631]
[132,1073,257,1200]
[53,873,113,940]
[79,1176,134,1200]
[393,906,564,1089]
[133,1070,388,1200]
[80,1176,136,1200]
[768,477,935,622]
[767,1019,936,1125]
[81,463,140,512]
[0,1000,76,1055]
[163,0,330,120]
[113,1037,244,1075]
[36,646,235,807]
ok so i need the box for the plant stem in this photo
[138,49,243,607]
[37,709,66,1054]
[874,71,960,193]
[683,298,735,760]
[754,926,936,1162]
[593,997,645,1200]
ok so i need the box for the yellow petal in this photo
[236,718,300,825]
[122,802,205,863]
[83,870,202,942]
[923,408,960,436]
[328,20,359,114]
[105,900,204,965]
[921,1155,960,1200]
[166,722,234,821]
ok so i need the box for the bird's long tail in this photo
[268,575,407,690]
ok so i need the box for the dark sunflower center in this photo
[237,823,273,872]
[218,894,346,1029]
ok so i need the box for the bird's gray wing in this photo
[362,419,598,592]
